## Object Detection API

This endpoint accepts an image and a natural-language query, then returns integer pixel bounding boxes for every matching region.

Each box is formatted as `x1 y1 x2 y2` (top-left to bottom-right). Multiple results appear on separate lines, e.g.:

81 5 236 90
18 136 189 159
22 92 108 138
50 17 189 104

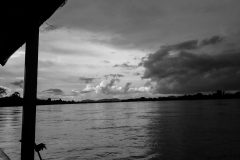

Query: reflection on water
0 107 22 160
146 100 240 160
1 99 240 160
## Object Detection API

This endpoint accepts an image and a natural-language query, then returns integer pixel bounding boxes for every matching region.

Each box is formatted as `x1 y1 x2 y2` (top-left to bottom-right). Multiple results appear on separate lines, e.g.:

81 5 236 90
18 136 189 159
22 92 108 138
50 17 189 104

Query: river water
1 99 240 160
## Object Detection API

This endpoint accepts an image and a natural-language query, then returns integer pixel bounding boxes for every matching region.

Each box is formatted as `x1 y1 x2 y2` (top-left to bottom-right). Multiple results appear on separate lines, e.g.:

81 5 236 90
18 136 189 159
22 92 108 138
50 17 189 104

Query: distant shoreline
1 90 240 107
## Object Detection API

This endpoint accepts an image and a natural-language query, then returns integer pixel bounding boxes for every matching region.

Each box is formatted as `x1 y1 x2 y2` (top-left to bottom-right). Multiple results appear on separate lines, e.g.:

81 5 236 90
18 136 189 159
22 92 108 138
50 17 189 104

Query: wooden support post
21 23 39 160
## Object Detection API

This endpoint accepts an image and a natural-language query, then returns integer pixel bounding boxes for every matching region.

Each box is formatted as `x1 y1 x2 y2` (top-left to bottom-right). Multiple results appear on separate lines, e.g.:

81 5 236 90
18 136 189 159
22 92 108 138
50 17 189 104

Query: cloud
113 62 138 70
0 86 12 97
46 45 99 56
38 60 56 68
40 23 61 32
80 84 96 94
79 76 96 84
80 78 152 95
142 35 240 94
127 81 154 93
40 29 106 57
103 60 110 64
104 74 124 79
95 78 120 94
128 86 152 93
200 35 224 46
133 72 141 76
42 89 64 96
71 90 80 96
50 0 240 51
162 35 224 51
0 86 7 97
10 80 24 88
123 82 132 93
165 40 199 50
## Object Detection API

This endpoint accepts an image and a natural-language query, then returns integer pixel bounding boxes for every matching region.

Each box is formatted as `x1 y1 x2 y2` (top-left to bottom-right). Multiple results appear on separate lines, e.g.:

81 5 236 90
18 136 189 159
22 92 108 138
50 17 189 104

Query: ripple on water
1 100 240 160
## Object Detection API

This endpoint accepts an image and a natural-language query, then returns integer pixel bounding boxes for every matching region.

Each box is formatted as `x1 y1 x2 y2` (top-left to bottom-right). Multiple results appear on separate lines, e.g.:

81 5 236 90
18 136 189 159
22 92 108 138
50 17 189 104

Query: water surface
1 99 240 160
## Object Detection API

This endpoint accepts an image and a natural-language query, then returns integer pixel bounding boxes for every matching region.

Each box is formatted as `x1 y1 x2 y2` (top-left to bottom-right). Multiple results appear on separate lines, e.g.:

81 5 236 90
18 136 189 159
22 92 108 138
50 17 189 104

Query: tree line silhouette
0 90 240 107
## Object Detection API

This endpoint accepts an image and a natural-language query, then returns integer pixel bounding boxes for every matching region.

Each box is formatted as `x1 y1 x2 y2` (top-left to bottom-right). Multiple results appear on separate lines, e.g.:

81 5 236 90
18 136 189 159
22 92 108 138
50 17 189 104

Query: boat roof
0 0 66 66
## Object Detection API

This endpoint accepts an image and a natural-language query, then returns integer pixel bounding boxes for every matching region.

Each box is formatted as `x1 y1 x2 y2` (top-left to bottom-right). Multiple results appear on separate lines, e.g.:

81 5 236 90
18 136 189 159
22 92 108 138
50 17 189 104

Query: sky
1 0 240 100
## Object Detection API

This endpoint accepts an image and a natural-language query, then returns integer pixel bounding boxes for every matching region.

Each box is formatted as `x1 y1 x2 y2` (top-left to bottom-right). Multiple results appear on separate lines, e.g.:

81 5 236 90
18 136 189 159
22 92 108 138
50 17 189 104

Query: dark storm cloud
200 35 224 46
79 77 96 84
11 80 24 88
166 40 199 50
50 0 240 50
113 62 138 70
53 0 164 32
163 35 224 51
42 89 64 96
142 36 240 94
